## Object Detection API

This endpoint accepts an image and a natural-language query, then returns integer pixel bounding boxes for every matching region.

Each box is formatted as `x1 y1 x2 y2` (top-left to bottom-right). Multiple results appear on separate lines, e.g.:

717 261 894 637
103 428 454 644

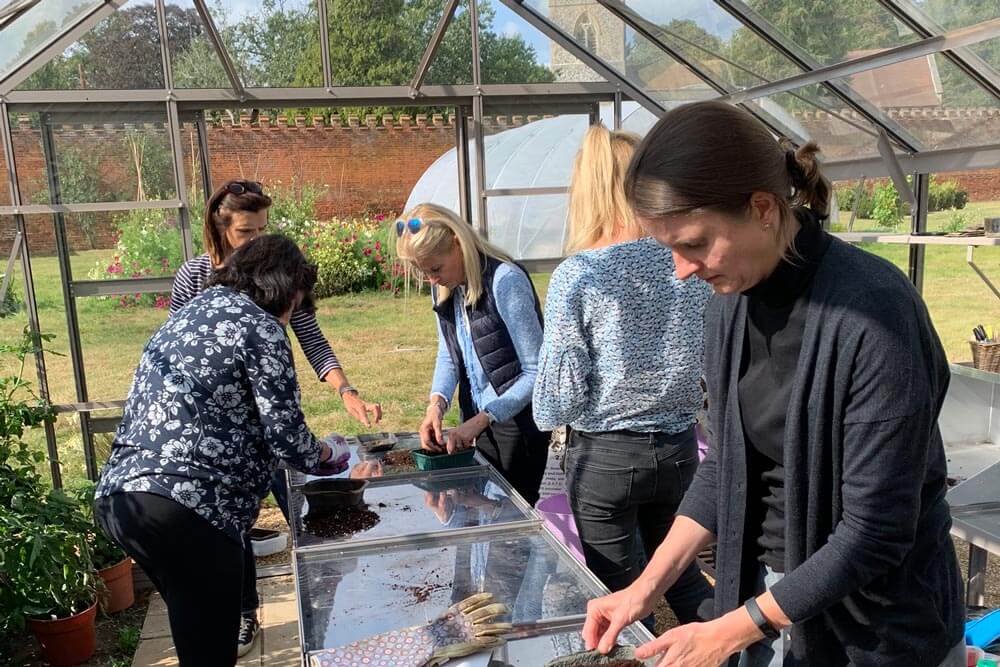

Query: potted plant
75 481 135 613
0 329 100 666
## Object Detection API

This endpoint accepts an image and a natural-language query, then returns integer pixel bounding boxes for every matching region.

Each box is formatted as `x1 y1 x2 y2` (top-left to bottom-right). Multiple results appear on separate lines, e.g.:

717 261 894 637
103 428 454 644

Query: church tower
548 1 625 82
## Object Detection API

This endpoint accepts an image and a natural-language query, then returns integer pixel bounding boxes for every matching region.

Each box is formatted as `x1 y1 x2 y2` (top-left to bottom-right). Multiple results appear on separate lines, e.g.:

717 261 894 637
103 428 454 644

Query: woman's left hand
446 413 489 453
634 618 753 667
342 391 382 427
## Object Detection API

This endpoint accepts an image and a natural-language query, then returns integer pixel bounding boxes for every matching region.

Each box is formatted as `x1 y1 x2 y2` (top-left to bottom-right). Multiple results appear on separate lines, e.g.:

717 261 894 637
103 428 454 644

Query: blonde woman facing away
396 203 548 506
533 126 713 626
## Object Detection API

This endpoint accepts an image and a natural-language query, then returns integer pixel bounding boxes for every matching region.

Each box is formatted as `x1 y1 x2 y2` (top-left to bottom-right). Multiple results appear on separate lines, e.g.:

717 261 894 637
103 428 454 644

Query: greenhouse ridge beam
0 0 126 95
722 18 1000 106
500 0 665 118
876 0 1000 102
410 0 461 97
191 0 245 100
712 0 922 153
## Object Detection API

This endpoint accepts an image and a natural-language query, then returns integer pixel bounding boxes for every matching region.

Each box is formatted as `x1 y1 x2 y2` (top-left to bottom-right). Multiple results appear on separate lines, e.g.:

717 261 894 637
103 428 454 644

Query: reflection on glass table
295 528 612 655
288 466 533 549
286 431 475 487
489 625 655 666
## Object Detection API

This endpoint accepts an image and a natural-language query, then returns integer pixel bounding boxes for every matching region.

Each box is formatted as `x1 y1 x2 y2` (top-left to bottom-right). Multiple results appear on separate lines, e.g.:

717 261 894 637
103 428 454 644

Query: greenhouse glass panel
524 0 718 101
14 0 165 91
744 88 882 160
32 110 177 204
741 0 920 66
828 49 1000 151
288 465 534 549
4 110 49 205
165 0 232 89
0 0 103 81
294 528 621 655
200 0 321 87
913 0 1000 33
480 0 600 84
620 0 803 88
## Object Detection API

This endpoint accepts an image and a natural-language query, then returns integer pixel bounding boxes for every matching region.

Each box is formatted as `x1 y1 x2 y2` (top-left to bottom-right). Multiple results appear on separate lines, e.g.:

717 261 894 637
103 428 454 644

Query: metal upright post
2 103 61 486
195 111 213 199
909 172 930 293
39 113 97 481
470 0 488 238
455 105 473 224
613 91 622 130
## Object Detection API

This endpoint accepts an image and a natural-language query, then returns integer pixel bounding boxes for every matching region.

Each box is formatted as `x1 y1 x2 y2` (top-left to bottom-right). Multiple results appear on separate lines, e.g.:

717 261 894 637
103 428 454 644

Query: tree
18 4 204 91
625 19 725 88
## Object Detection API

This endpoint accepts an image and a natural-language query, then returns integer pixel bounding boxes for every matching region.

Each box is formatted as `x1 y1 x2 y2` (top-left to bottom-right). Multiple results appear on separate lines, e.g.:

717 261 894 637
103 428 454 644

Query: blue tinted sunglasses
396 217 423 237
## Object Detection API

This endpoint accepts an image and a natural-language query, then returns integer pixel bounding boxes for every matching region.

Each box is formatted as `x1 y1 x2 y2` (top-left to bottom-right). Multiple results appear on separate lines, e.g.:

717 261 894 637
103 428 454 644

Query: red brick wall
1 113 457 255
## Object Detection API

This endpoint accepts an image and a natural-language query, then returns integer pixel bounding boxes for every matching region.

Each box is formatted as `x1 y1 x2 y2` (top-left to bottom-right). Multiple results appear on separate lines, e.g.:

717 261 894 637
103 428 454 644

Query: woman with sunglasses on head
582 101 964 666
395 203 549 506
533 125 713 627
170 179 381 655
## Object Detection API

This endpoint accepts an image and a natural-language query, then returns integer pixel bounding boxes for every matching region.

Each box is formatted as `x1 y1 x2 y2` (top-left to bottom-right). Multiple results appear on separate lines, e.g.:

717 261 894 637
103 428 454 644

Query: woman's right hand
419 402 446 452
583 580 660 654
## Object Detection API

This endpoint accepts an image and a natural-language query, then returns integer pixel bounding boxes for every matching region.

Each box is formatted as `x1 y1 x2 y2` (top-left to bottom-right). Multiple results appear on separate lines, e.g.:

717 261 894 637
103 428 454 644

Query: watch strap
744 597 779 641
338 384 358 397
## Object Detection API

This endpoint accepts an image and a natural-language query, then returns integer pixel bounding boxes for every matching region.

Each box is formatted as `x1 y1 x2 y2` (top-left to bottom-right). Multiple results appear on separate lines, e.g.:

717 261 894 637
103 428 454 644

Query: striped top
170 254 340 379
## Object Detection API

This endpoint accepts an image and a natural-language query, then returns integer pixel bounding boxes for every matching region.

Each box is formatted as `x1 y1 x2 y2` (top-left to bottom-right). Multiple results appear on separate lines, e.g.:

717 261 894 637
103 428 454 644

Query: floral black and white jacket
96 286 323 542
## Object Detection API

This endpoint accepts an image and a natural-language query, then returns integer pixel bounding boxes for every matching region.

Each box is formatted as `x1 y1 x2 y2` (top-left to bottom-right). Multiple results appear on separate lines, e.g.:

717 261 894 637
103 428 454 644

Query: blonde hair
565 125 642 254
395 203 514 307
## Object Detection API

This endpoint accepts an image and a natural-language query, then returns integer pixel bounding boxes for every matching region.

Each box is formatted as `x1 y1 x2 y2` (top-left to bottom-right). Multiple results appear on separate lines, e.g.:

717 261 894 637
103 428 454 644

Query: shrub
301 218 389 298
89 209 184 308
928 178 969 211
943 211 970 234
0 277 20 319
835 183 874 219
871 182 904 230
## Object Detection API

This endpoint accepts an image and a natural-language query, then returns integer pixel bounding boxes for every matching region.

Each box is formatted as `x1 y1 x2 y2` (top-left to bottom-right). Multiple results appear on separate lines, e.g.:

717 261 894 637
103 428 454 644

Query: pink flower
375 241 382 251
363 248 372 257
374 253 382 263
376 213 386 222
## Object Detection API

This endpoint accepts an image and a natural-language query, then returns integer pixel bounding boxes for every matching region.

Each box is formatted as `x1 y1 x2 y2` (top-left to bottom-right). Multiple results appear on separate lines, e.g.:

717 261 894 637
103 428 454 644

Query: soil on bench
304 504 380 539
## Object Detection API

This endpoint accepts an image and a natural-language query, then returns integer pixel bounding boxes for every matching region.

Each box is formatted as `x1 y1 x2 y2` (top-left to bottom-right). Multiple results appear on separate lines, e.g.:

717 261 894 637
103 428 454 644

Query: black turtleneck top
738 209 831 573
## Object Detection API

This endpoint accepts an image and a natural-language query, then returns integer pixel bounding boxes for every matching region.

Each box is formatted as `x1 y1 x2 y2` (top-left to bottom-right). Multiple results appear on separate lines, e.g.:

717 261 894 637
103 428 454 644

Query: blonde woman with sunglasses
395 203 548 506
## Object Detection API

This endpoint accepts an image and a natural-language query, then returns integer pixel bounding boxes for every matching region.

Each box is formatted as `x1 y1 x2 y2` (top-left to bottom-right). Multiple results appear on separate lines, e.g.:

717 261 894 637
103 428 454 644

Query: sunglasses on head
396 217 423 237
225 181 263 196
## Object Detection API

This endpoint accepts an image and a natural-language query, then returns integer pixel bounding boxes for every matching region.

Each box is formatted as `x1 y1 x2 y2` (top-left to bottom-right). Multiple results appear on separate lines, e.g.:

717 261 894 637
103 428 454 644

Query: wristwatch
338 384 358 397
744 597 780 641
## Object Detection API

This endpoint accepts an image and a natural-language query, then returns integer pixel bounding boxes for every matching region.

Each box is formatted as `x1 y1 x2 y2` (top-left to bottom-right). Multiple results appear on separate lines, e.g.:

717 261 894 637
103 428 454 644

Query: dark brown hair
625 101 831 245
206 234 316 318
204 179 273 265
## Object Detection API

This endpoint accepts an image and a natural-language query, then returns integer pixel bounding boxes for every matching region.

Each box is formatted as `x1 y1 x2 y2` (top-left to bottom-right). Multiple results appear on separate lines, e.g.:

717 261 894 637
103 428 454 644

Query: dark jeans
475 405 549 507
96 492 242 667
240 468 291 618
565 426 713 624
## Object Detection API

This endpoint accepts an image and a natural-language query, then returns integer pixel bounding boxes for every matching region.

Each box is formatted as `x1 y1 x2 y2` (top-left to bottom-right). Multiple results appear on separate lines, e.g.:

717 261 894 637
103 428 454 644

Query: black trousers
96 492 243 667
476 405 549 507
565 426 713 624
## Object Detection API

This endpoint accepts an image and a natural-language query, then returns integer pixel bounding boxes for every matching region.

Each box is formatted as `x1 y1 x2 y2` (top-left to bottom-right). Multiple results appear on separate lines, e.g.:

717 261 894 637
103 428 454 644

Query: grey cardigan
679 236 964 665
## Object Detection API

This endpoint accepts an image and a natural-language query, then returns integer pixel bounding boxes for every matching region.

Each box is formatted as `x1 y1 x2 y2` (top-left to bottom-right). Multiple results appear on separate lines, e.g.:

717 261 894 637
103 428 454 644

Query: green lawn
2 234 997 486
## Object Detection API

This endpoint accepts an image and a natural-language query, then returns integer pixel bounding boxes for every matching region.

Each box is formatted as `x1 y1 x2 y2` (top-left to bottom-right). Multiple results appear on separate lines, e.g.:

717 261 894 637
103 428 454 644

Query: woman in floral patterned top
96 235 347 667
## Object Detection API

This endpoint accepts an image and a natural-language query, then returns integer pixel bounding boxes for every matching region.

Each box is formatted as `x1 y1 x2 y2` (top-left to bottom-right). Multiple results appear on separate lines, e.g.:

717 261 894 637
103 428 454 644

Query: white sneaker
237 615 260 657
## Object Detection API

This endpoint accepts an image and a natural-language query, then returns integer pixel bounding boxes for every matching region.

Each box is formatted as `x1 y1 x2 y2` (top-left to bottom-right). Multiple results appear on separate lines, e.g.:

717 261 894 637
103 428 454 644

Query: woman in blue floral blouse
96 235 347 667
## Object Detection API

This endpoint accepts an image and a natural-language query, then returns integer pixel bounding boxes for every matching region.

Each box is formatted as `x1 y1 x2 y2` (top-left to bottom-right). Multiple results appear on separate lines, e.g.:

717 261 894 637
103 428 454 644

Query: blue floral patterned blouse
533 238 712 434
96 286 324 542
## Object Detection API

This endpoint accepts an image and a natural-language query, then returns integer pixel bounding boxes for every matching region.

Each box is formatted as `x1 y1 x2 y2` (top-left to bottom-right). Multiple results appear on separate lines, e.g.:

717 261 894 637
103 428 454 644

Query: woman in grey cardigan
583 100 965 666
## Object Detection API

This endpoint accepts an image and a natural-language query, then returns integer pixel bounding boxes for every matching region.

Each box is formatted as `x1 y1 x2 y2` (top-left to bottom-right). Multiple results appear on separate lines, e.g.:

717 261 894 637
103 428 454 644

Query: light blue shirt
430 263 543 424
533 237 711 434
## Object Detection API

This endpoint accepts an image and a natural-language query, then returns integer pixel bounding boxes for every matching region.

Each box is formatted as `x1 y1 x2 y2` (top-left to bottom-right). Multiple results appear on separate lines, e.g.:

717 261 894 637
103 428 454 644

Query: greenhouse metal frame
3 0 1000 485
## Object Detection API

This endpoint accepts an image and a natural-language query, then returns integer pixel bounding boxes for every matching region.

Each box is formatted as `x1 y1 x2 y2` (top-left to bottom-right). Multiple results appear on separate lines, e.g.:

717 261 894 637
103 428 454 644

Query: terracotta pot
27 601 97 667
98 557 135 613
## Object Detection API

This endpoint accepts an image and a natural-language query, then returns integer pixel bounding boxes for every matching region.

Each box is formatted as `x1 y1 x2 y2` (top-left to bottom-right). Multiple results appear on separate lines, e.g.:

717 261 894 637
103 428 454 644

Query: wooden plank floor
132 575 300 667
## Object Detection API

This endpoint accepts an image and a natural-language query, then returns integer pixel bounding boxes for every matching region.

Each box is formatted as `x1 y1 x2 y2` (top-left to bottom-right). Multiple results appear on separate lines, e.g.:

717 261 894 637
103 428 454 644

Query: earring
763 223 772 230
